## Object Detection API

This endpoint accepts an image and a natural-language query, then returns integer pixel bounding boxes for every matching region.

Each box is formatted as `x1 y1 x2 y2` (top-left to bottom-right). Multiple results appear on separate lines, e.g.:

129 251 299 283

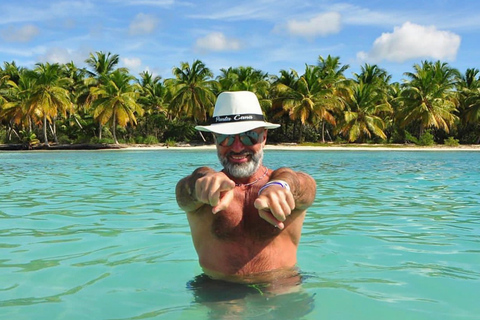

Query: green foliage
57 133 73 144
303 125 321 142
165 138 176 147
404 131 416 143
1 53 479 146
20 130 40 149
406 131 435 146
163 119 196 142
418 131 435 146
444 136 460 146
143 135 159 145
90 137 114 144
0 129 6 144
126 137 136 144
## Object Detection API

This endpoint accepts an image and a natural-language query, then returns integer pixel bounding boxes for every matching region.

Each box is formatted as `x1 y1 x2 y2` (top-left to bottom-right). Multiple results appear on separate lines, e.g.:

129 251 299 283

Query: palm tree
0 69 36 139
317 55 350 142
85 51 125 80
88 70 144 144
456 68 480 143
385 81 404 142
85 51 126 139
399 61 459 138
0 68 10 108
0 72 13 140
337 63 394 142
216 67 239 92
62 61 90 135
317 55 349 81
338 81 392 142
354 64 391 87
136 71 167 138
271 64 344 142
137 71 166 112
166 59 218 123
0 62 25 137
268 69 299 140
1 61 23 84
27 62 73 146
217 66 270 95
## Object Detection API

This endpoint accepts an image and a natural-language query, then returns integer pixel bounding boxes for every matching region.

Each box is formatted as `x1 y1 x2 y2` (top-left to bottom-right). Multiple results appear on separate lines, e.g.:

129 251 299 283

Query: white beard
218 149 264 178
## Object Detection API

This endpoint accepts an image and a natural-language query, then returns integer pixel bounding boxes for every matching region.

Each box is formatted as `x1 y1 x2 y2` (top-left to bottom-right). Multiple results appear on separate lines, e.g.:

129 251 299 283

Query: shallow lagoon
0 149 479 319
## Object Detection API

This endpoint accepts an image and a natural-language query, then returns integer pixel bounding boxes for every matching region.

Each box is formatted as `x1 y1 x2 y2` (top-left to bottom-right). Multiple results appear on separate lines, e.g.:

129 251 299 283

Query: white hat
195 91 280 135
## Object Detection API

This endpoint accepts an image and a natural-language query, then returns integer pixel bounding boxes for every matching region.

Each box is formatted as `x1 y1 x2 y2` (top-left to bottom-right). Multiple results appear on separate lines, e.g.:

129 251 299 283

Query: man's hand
254 186 295 230
194 172 235 214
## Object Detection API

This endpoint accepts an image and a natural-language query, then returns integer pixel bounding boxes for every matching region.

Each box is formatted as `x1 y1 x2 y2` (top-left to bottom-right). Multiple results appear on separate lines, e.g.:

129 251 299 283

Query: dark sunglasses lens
239 131 259 146
216 134 234 146
216 131 260 147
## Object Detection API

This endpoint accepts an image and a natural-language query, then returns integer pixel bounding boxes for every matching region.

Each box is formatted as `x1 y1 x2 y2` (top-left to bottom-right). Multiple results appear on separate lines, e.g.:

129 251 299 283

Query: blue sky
0 0 478 82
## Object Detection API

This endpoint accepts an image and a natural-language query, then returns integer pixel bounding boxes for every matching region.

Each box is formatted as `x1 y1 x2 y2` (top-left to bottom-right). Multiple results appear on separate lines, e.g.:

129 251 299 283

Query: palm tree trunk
49 118 58 143
326 128 333 142
321 121 326 143
98 123 103 140
43 115 50 147
198 131 206 142
7 123 18 141
194 120 206 142
419 124 425 138
113 113 118 144
73 116 83 129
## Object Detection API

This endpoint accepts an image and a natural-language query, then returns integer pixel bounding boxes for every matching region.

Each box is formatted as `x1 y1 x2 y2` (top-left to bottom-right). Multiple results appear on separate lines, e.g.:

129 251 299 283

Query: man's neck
228 165 268 187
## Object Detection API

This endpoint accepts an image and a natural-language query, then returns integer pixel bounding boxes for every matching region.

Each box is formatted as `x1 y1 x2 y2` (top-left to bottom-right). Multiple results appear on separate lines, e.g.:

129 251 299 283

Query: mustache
226 150 253 158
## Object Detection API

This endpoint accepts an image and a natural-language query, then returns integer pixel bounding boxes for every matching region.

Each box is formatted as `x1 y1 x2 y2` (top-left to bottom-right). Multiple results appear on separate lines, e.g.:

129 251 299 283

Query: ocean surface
0 149 479 320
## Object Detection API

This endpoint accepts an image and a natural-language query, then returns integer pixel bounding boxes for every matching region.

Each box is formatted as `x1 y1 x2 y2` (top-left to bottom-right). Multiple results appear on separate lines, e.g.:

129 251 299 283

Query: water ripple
1 150 480 319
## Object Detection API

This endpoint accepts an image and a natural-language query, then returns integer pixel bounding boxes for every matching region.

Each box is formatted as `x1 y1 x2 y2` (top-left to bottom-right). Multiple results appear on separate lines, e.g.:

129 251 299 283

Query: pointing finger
212 189 234 214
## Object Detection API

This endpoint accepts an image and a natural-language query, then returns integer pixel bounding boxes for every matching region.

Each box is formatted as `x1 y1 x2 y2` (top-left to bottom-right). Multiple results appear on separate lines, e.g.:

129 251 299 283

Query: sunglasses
215 130 262 147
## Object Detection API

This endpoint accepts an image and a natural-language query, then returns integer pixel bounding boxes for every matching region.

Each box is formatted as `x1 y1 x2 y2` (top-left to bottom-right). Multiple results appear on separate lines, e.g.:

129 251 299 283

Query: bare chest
210 189 280 241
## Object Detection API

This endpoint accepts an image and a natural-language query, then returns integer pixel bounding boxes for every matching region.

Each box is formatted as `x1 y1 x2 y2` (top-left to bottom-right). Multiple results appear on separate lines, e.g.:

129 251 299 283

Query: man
176 91 316 284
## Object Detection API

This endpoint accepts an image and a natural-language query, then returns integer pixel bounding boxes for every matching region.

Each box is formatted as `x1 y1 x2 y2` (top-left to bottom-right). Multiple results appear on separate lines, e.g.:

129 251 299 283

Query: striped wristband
258 180 290 195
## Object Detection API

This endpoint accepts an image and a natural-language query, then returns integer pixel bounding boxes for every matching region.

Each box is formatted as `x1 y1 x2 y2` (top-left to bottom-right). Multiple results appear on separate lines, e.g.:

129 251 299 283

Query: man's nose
230 135 245 151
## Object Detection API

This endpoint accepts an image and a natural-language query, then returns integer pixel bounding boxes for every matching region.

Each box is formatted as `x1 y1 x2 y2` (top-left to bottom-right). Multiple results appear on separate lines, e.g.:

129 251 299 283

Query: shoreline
1 143 480 152
131 144 480 151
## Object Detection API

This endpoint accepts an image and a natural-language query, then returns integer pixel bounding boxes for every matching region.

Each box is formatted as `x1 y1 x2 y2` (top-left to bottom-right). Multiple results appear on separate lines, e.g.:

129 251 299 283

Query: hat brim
195 121 280 135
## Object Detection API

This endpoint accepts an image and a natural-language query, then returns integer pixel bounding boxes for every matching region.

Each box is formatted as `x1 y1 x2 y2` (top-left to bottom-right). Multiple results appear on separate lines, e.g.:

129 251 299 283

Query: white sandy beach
2 143 479 151
122 143 480 151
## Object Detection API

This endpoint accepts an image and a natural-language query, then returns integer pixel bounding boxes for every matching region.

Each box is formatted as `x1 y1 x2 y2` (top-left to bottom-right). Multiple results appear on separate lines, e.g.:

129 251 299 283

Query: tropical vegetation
1 52 479 148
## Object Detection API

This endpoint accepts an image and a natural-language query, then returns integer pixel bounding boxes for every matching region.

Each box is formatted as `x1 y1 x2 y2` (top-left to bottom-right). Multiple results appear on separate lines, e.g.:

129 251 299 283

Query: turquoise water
1 149 479 320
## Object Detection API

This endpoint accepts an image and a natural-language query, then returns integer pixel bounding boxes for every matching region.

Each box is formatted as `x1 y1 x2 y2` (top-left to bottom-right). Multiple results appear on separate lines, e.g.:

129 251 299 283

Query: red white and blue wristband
258 180 290 195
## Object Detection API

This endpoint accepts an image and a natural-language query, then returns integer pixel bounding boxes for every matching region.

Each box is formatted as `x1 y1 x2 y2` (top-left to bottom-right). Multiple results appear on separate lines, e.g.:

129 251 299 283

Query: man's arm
175 166 235 213
269 167 316 210
254 167 316 229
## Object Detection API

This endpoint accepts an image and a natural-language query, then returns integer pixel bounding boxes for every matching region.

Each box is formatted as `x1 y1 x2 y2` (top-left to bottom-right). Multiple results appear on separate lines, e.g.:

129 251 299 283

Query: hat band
208 114 264 124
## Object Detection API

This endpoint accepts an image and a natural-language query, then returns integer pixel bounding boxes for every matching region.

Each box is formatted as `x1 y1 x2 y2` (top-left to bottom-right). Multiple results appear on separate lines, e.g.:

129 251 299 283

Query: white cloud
1 24 39 42
284 12 342 39
194 32 241 52
40 47 72 64
122 57 142 70
330 3 405 27
357 21 461 63
37 47 89 65
129 13 158 35
108 0 175 6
